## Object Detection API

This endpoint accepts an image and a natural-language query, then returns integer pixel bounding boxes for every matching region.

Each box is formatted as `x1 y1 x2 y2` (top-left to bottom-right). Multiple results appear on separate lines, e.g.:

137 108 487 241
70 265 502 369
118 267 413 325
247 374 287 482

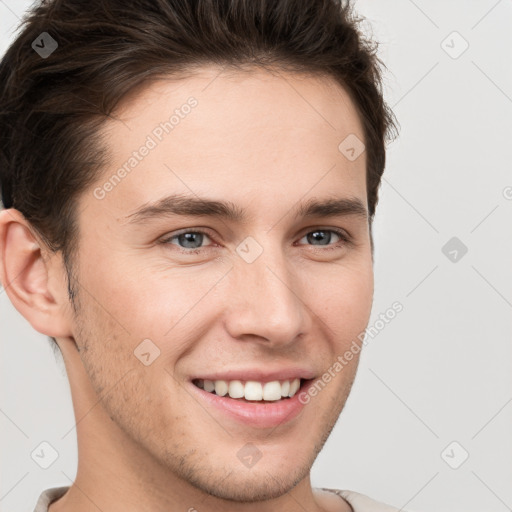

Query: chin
188 461 309 503
175 437 318 503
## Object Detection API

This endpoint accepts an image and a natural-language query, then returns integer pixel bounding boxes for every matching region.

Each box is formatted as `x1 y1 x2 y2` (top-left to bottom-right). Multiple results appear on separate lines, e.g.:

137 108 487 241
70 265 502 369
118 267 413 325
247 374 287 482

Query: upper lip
191 367 316 383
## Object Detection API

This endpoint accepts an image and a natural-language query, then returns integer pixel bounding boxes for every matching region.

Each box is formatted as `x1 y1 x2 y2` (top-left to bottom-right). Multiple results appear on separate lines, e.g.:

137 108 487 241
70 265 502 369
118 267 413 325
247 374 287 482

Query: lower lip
188 380 313 429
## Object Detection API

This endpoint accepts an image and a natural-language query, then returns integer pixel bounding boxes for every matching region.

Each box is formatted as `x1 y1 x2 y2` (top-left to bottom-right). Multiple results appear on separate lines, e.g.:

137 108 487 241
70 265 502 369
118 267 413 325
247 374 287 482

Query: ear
0 208 73 338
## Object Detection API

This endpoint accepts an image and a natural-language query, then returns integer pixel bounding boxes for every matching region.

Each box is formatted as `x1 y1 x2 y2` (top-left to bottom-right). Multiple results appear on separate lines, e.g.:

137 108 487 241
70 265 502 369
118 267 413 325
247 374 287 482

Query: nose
223 241 309 347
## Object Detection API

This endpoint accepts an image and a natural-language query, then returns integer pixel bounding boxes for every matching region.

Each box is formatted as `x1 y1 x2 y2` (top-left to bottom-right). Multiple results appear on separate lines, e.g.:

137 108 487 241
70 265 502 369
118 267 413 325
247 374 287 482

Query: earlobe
0 208 73 338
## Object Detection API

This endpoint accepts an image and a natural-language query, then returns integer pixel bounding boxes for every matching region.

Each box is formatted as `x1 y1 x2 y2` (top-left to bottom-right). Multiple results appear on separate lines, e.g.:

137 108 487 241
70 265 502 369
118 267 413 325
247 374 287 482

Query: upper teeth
196 378 301 401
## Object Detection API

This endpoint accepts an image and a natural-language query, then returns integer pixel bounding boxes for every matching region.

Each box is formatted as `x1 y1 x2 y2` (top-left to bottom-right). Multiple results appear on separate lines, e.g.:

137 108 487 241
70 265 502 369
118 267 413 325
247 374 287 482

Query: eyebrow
124 193 368 225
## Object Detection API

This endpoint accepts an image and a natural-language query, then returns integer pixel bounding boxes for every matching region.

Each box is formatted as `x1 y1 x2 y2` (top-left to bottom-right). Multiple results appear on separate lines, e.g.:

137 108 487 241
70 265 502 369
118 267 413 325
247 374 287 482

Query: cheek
308 261 374 333
81 241 373 349
81 251 218 335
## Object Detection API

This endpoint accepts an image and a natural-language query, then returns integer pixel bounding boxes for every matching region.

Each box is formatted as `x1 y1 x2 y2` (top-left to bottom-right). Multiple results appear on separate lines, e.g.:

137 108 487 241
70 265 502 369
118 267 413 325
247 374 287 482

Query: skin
0 66 374 512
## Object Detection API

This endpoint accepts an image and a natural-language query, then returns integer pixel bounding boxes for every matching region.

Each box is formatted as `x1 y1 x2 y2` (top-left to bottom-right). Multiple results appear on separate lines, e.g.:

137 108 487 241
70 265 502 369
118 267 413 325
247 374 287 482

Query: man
0 0 403 510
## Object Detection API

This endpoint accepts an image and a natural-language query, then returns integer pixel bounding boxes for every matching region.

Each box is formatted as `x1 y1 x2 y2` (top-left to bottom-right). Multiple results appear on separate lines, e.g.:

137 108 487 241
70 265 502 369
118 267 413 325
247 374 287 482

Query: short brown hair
0 0 398 298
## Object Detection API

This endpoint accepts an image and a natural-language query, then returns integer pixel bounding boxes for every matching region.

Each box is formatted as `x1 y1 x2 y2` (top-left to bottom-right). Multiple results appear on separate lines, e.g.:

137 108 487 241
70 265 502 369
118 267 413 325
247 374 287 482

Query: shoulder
320 487 418 512
32 486 69 512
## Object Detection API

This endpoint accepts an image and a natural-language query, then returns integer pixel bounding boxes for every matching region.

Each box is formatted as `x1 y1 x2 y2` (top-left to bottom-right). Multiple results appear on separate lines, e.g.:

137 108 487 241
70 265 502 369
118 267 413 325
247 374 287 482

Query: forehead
113 65 362 129
85 65 367 223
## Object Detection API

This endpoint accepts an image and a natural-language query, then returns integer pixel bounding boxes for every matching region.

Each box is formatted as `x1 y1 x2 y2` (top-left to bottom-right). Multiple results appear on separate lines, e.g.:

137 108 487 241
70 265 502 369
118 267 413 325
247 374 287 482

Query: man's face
68 66 373 501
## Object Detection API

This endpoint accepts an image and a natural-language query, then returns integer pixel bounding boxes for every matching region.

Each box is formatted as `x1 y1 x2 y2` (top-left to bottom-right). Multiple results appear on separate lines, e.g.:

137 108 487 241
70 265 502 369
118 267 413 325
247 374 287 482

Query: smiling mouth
192 378 306 402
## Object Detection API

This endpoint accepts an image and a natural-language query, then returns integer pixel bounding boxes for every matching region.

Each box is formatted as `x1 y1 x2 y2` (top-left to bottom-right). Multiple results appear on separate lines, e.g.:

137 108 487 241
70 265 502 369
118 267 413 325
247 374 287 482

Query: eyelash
160 227 351 254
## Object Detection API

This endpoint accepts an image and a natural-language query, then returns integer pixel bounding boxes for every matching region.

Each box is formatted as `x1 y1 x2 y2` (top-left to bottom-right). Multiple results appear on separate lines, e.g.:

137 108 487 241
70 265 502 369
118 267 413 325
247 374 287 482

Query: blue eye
164 230 213 250
298 229 348 247
160 227 350 253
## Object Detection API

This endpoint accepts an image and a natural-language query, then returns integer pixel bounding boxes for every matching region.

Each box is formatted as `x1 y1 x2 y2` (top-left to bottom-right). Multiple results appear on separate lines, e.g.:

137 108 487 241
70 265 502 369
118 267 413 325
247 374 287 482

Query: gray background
1 1 511 511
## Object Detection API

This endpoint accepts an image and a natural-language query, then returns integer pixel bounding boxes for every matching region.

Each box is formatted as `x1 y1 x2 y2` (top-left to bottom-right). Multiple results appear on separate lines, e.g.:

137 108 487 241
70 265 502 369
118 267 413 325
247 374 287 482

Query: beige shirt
32 486 411 511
